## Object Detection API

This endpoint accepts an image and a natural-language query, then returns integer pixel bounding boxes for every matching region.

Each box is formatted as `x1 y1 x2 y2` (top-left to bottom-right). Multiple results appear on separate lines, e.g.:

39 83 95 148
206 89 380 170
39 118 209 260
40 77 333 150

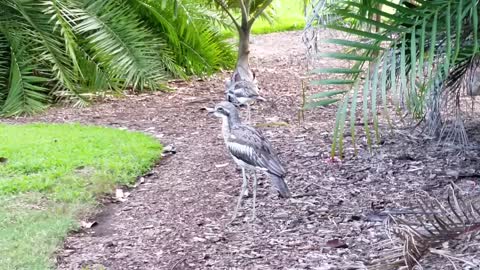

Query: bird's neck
221 118 230 142
221 114 241 141
227 114 241 128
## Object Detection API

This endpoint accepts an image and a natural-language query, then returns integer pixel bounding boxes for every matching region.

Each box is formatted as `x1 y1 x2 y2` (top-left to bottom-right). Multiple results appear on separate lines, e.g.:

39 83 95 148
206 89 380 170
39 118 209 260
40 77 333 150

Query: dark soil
3 31 480 270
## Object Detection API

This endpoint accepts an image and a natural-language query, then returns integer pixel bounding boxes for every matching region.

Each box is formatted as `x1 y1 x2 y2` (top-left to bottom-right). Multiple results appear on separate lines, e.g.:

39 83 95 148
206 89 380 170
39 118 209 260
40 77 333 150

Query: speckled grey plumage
224 77 265 123
227 125 286 181
225 67 262 105
225 80 265 105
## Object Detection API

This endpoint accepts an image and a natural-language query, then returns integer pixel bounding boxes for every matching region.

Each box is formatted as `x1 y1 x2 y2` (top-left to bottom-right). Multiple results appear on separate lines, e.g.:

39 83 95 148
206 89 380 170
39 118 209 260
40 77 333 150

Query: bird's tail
269 174 291 198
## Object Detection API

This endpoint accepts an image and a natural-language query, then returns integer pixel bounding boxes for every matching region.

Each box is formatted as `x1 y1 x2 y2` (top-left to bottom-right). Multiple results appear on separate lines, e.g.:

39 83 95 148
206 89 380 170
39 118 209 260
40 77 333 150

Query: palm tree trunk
235 24 254 81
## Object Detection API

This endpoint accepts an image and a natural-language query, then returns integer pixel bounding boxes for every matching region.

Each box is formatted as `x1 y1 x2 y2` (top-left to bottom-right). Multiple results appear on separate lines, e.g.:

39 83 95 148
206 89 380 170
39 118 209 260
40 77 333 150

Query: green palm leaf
0 31 8 102
1 31 49 116
76 0 172 90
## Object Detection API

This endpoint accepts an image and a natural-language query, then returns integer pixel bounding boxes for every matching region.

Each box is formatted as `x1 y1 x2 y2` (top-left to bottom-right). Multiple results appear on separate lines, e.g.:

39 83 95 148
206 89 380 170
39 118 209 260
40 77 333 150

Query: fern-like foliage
304 0 480 157
369 186 480 270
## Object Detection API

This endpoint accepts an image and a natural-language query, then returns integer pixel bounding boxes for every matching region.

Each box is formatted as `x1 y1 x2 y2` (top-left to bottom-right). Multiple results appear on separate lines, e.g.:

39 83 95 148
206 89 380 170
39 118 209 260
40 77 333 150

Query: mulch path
2 31 480 270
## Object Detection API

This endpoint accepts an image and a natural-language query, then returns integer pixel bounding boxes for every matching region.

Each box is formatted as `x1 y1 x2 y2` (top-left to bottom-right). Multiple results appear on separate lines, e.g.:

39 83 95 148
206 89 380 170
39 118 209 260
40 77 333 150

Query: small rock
304 152 320 158
273 212 289 219
192 237 206 242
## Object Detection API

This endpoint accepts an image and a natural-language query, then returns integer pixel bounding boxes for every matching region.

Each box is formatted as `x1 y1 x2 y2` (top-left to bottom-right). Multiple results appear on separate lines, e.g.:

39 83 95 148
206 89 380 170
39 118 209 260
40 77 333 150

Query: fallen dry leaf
133 177 145 188
115 188 127 202
80 220 97 229
326 239 349 249
214 163 229 168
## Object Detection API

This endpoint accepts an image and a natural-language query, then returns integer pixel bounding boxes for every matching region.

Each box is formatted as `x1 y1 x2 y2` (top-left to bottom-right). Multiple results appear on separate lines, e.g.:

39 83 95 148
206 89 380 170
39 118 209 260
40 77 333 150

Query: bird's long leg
236 165 249 197
243 173 250 197
252 171 258 221
246 103 251 123
229 167 249 224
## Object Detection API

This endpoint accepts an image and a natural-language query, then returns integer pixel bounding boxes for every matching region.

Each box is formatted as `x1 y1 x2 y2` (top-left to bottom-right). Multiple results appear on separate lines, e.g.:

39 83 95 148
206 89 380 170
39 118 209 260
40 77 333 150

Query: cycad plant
130 0 235 75
0 0 234 116
304 0 480 157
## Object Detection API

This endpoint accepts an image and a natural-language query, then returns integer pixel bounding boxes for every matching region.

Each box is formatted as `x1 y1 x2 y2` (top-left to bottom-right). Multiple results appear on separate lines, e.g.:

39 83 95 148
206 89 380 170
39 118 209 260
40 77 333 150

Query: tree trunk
235 25 254 81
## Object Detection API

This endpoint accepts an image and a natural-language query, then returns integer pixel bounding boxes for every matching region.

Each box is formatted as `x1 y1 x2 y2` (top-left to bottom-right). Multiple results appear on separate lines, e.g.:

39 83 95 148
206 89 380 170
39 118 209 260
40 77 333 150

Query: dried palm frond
369 185 480 270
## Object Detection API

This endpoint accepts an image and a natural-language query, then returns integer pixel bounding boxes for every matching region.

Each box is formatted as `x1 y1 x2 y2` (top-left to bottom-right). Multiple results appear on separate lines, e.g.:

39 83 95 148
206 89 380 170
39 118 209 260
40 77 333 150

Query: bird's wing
226 125 285 176
231 81 259 98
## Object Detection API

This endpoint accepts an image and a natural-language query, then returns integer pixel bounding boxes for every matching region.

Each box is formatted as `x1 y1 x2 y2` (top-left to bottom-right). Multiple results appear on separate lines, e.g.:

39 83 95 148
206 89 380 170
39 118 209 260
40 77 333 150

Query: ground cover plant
0 123 162 269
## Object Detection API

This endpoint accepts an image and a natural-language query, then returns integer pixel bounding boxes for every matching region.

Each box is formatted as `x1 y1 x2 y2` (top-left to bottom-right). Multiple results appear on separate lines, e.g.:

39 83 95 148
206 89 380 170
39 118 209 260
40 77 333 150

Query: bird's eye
217 107 224 112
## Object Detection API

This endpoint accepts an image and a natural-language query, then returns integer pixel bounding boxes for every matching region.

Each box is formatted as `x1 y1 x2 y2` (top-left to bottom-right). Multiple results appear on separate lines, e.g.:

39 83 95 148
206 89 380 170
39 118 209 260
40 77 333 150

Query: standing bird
225 78 265 123
211 101 290 222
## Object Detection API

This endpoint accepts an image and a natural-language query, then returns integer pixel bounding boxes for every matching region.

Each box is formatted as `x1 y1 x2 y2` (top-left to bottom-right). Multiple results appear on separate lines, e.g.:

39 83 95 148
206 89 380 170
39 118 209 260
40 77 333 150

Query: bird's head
212 101 237 118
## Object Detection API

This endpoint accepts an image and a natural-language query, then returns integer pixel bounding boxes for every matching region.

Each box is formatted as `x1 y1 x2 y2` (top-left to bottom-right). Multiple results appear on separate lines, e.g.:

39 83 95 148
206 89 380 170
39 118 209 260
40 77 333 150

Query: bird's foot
226 211 246 226
246 213 259 224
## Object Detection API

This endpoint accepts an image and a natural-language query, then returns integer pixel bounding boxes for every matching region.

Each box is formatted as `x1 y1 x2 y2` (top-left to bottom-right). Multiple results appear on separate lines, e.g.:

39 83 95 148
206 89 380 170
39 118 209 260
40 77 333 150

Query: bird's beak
205 107 215 114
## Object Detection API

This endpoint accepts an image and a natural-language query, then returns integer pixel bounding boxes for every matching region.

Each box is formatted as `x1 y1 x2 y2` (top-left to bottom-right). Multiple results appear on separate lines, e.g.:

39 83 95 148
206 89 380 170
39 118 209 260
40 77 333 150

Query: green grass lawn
222 0 305 38
252 0 305 34
0 123 162 269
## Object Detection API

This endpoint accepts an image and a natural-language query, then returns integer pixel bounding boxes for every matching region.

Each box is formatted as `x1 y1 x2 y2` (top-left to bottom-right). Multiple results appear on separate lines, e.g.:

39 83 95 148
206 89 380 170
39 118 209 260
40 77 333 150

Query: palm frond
369 185 480 270
76 0 173 90
0 31 9 103
0 30 50 116
0 0 234 115
305 0 480 157
11 0 77 92
43 0 113 106
126 0 235 75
